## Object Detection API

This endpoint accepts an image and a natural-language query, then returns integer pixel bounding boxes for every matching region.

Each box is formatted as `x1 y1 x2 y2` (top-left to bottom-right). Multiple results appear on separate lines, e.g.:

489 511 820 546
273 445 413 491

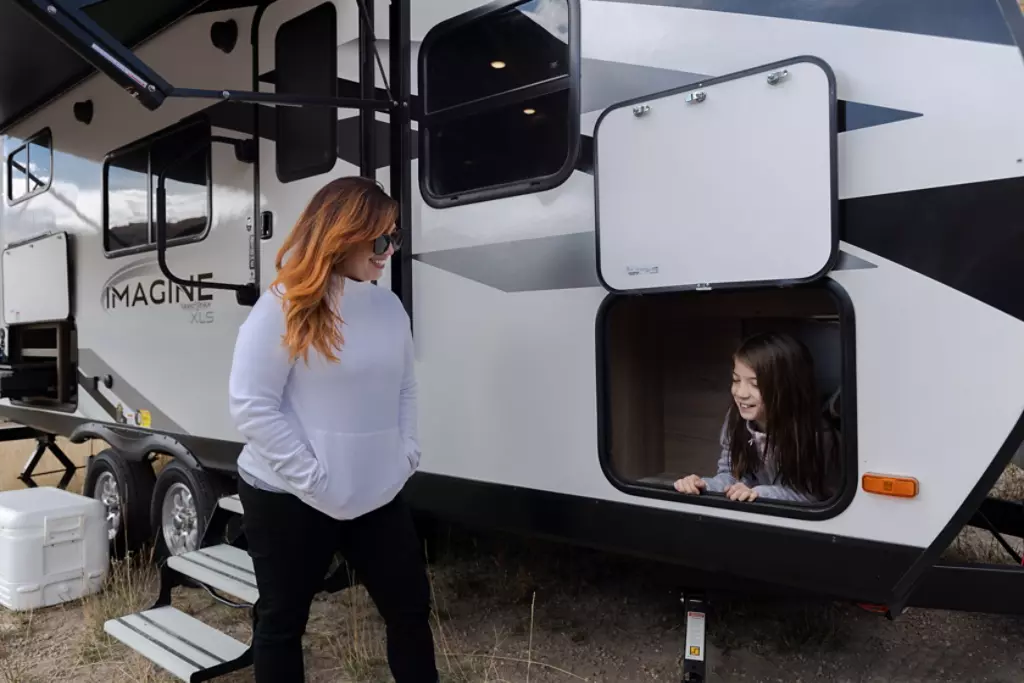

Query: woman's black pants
238 478 438 682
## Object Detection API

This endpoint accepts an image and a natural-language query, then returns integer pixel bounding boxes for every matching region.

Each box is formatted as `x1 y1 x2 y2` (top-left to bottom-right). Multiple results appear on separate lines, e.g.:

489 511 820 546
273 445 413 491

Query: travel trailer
3 0 1024 679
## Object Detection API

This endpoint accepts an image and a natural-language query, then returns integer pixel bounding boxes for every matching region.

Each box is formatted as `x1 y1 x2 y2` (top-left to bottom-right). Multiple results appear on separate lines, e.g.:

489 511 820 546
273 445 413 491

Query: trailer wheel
151 460 222 558
83 449 156 559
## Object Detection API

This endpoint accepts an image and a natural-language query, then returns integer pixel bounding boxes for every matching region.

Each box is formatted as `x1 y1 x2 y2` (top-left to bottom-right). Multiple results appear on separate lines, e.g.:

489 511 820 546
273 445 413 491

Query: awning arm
12 0 397 112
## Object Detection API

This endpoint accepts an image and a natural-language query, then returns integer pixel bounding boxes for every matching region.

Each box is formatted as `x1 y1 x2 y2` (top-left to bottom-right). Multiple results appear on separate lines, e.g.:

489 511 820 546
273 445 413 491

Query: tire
150 460 224 559
83 449 157 560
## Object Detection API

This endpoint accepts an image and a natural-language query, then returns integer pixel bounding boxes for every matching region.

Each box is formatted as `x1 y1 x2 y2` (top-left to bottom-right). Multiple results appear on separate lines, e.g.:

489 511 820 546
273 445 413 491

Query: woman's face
341 231 397 282
731 357 766 425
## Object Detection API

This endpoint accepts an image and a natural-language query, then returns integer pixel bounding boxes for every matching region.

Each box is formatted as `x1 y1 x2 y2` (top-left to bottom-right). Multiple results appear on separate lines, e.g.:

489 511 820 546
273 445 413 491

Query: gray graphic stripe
580 59 922 133
595 0 1015 45
415 233 874 293
77 349 184 433
417 233 601 292
582 58 707 113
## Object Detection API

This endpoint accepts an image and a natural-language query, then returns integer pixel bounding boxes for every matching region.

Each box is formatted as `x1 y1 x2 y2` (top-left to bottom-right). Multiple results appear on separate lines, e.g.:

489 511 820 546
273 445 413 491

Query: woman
228 176 437 682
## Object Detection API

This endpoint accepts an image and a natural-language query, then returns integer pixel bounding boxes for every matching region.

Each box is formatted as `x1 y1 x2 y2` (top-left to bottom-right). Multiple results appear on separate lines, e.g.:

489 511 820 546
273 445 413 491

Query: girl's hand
725 482 758 502
674 474 706 495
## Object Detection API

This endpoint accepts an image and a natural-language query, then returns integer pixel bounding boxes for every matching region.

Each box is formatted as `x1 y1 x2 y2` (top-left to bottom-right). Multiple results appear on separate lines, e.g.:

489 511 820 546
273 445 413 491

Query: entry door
593 57 838 293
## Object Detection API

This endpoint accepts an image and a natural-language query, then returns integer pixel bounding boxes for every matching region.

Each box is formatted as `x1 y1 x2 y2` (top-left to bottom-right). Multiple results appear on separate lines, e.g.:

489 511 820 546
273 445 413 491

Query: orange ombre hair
270 176 398 364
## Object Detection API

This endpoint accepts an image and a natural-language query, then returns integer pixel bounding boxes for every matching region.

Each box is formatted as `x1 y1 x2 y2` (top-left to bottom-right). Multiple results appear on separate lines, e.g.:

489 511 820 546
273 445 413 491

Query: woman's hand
674 474 706 495
725 482 758 502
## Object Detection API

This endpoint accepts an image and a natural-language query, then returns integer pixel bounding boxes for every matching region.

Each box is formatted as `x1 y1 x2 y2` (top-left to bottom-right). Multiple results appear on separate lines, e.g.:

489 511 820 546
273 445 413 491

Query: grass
0 609 38 683
1 439 592 681
77 548 160 666
2 436 1024 681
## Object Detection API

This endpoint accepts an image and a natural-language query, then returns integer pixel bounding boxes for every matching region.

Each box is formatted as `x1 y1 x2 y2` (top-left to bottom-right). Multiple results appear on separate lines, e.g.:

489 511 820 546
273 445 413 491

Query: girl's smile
731 358 765 425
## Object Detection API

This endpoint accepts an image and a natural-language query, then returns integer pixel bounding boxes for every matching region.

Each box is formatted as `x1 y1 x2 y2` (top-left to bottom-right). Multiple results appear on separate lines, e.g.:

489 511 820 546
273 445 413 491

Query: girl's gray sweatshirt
701 416 839 503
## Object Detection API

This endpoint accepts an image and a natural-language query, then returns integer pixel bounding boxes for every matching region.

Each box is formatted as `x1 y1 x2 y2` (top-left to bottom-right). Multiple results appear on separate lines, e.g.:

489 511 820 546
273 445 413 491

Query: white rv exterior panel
594 58 835 292
1 232 70 324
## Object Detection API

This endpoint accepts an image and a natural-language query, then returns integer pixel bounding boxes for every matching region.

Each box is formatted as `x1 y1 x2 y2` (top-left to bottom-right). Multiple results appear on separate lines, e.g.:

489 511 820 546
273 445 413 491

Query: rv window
274 2 338 184
106 146 150 251
598 285 857 521
103 118 211 255
418 0 580 207
6 129 53 204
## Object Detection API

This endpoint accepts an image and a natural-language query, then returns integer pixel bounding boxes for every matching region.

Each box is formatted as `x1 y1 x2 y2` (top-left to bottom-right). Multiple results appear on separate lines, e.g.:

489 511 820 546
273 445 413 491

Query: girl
228 177 437 682
673 331 840 503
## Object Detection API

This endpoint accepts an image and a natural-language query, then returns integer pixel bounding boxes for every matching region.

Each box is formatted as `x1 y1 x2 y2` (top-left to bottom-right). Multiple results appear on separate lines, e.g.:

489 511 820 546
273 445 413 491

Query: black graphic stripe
113 617 205 672
189 0 261 13
843 174 1024 322
134 612 227 665
76 369 118 421
180 554 259 590
596 0 1016 45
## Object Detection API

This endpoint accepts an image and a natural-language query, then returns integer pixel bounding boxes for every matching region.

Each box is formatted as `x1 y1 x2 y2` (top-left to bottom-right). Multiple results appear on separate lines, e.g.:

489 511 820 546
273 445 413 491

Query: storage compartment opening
599 285 854 515
0 321 78 410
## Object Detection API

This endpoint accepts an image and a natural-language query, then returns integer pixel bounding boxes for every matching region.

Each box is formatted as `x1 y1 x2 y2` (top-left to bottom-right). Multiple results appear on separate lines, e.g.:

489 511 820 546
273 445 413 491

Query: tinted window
103 118 211 254
28 133 51 194
418 0 579 206
105 146 150 251
7 147 27 202
160 147 209 243
6 130 52 203
275 2 338 183
425 0 570 113
427 89 571 196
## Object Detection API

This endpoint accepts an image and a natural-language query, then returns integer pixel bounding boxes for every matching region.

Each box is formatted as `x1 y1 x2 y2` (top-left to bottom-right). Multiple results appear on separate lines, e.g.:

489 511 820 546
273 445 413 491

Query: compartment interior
602 287 845 490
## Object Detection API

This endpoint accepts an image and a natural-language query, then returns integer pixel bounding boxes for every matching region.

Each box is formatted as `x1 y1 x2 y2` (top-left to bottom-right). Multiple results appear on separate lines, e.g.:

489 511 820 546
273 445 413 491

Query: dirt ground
1 438 1023 683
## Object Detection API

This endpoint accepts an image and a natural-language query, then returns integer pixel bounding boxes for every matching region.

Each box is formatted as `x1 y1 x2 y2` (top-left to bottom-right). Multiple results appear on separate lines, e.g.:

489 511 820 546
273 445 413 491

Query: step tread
104 605 248 681
218 494 243 514
167 544 259 604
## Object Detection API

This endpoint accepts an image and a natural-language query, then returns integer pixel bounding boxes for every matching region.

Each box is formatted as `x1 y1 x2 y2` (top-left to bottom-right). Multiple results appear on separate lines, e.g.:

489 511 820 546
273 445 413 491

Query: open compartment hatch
593 56 839 293
1 233 76 408
2 232 70 325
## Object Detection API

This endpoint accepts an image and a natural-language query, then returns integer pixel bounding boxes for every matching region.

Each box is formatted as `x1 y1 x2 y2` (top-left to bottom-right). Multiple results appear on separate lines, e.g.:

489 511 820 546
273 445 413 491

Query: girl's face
732 358 766 426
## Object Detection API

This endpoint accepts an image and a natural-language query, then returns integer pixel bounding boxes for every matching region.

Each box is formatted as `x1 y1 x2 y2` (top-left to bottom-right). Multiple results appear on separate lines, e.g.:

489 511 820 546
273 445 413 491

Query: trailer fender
70 422 201 469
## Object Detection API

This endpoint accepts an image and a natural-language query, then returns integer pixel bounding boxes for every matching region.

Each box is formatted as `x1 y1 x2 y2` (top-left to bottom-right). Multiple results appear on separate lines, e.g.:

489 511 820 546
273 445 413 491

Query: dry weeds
1 438 1023 681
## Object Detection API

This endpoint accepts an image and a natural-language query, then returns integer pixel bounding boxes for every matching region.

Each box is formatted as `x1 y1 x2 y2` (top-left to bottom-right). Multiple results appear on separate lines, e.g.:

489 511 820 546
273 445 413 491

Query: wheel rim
93 472 121 542
161 482 199 555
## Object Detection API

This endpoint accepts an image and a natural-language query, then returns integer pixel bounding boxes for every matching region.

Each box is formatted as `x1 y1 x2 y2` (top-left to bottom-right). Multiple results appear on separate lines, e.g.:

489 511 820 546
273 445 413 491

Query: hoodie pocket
302 427 411 518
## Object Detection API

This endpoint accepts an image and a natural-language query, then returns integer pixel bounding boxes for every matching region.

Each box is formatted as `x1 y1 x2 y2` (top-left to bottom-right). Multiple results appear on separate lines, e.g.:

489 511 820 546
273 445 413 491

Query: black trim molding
594 278 858 522
403 472 922 605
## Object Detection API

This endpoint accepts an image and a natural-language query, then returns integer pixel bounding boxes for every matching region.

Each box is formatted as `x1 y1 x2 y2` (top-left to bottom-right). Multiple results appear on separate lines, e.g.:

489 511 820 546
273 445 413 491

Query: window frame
417 0 582 208
101 116 213 258
273 1 340 185
6 128 54 206
594 279 859 522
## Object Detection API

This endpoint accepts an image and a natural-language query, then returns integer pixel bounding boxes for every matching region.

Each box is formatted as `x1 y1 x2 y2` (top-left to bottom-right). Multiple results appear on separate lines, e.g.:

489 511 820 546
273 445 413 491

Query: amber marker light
862 473 919 498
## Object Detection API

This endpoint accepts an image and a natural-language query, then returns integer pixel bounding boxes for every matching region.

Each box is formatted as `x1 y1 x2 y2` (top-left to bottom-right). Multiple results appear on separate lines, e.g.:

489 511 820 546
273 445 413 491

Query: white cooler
0 486 109 611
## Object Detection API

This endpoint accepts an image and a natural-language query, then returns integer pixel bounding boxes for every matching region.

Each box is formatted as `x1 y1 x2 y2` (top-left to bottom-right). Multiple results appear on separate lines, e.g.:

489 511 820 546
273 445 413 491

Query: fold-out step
218 494 243 515
104 605 250 682
167 544 259 605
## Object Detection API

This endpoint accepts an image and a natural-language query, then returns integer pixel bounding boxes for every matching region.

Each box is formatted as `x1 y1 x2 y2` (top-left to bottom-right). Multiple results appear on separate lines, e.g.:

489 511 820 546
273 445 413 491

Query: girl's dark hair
727 331 836 498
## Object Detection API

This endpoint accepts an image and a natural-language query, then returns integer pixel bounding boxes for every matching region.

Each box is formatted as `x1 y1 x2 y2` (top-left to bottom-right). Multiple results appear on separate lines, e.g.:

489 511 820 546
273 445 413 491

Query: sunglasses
372 231 404 255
